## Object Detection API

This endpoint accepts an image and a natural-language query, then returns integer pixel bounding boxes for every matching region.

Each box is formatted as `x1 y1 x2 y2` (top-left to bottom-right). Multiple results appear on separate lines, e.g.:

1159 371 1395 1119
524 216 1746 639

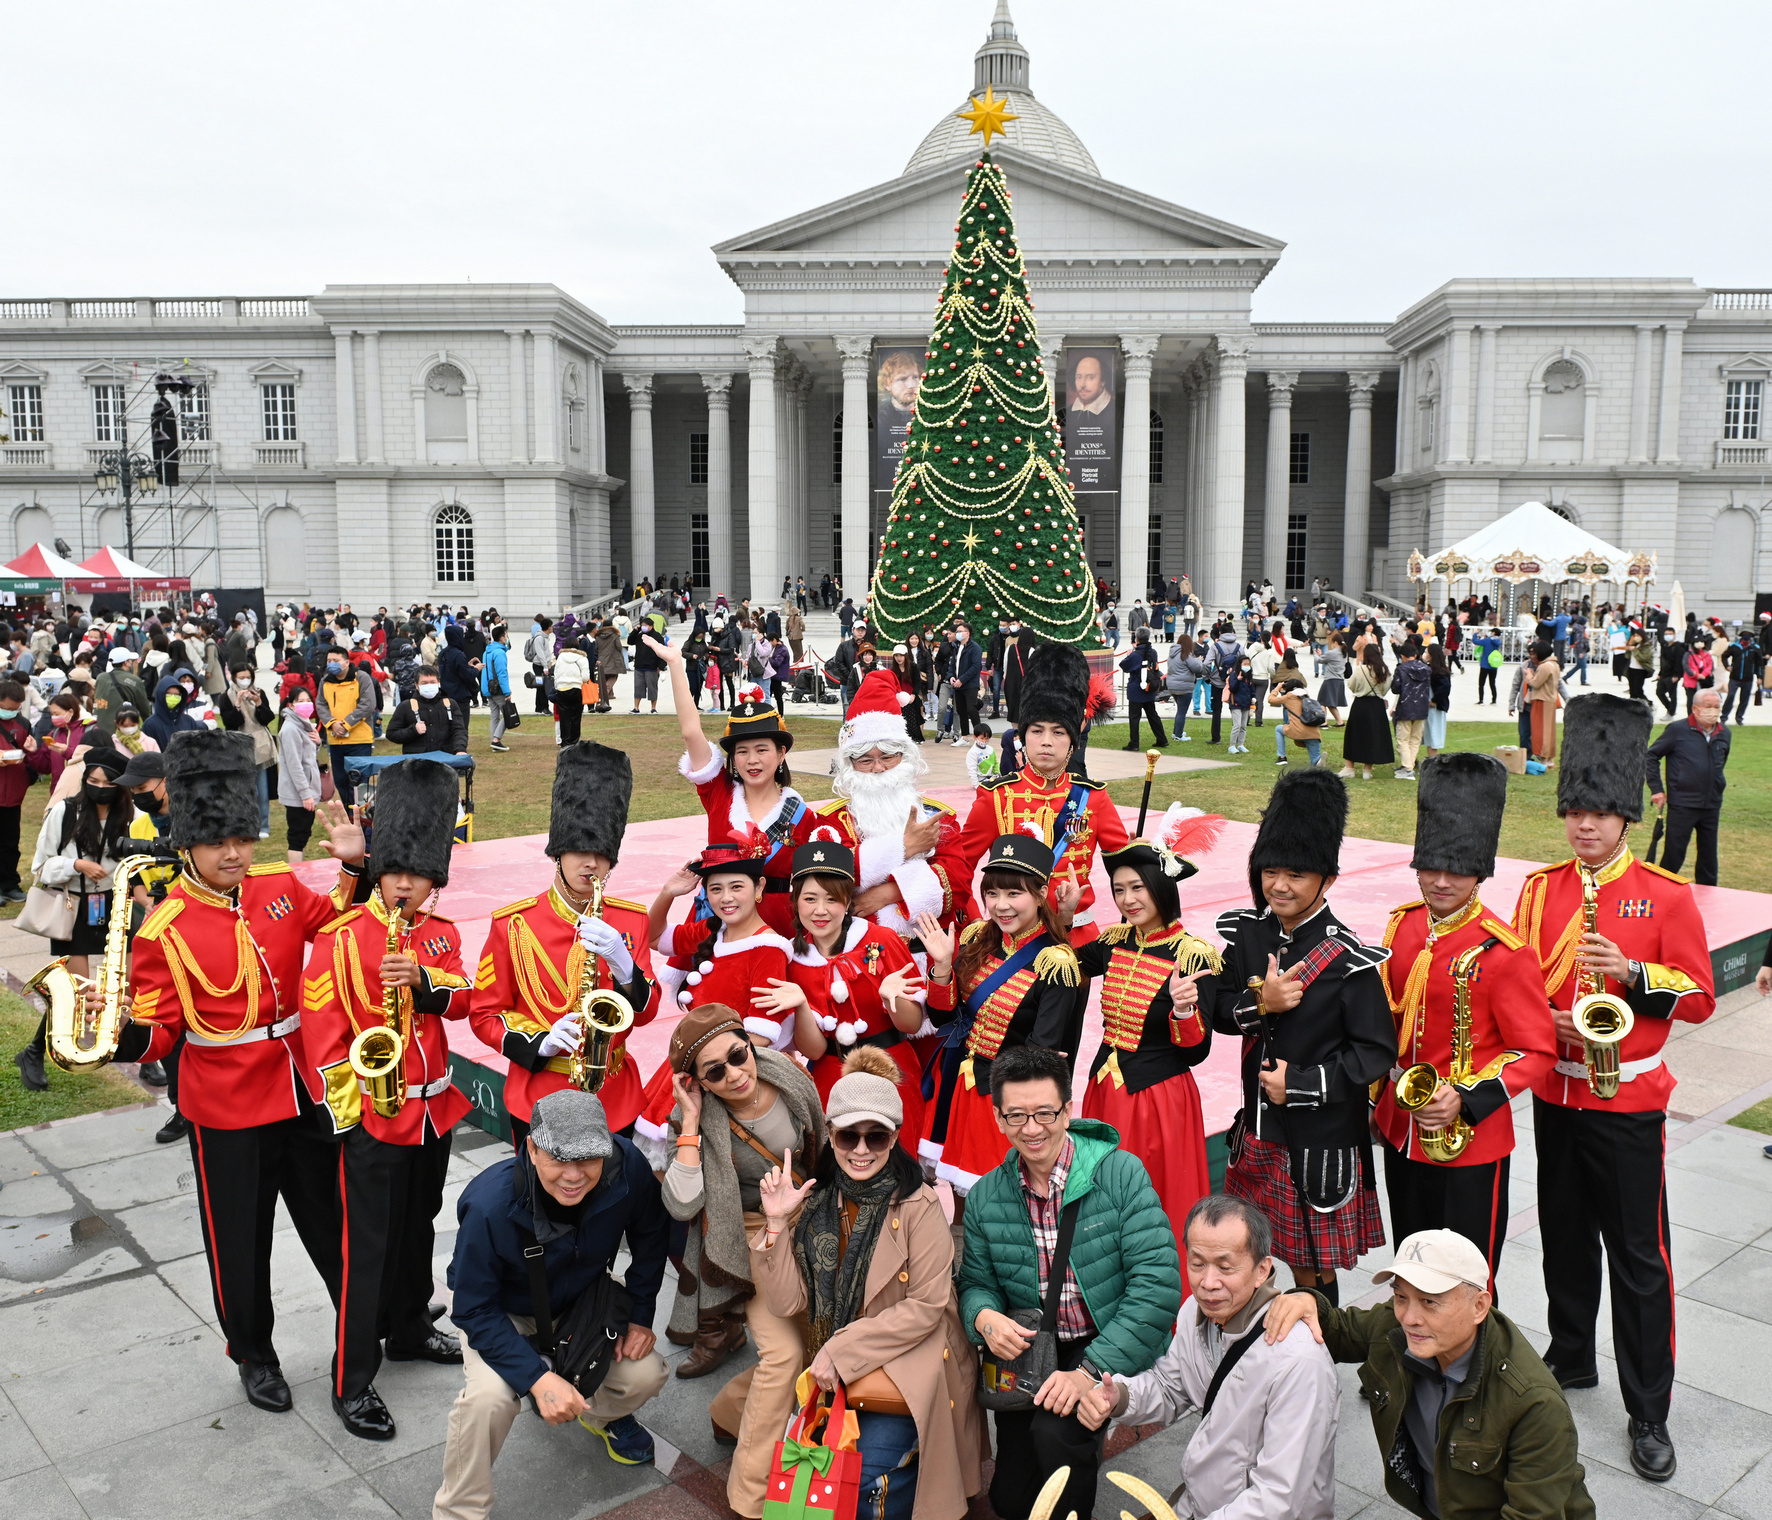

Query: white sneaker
1178 733 1192 741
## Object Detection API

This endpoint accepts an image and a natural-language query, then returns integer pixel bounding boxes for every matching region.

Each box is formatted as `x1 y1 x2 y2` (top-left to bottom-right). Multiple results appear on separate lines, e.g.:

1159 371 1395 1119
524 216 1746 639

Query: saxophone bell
350 896 409 1119
570 877 635 1094
39 853 160 1073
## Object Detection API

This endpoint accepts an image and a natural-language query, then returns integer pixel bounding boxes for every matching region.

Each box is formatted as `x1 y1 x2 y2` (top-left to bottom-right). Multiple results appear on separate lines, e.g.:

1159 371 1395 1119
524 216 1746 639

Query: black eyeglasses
831 1126 895 1154
697 1042 753 1085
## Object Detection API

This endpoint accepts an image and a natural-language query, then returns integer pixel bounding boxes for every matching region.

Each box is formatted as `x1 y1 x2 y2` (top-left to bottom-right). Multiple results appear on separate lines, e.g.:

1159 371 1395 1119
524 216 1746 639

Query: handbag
764 1378 863 1520
502 698 521 729
977 1195 1082 1410
17 883 78 939
844 1365 912 1418
518 1228 632 1402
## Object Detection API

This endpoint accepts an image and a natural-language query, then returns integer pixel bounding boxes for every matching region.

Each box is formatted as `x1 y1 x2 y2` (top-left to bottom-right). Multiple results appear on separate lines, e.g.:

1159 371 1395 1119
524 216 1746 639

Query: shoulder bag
977 1195 1082 1410
518 1228 632 1404
17 882 78 939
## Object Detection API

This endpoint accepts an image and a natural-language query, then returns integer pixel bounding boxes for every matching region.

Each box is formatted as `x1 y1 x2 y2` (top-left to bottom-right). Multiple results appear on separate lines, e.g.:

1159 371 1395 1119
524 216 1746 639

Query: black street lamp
89 402 157 557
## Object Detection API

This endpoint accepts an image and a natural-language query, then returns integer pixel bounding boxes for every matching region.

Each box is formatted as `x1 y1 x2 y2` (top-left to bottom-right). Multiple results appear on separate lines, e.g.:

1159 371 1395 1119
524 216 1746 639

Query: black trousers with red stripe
188 1105 342 1368
334 1122 453 1399
1382 1143 1511 1292
1533 1097 1675 1422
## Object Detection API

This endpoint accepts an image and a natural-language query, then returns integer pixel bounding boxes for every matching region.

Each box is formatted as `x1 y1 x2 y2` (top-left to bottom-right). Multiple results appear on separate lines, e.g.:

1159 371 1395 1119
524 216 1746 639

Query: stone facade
2 7 1769 618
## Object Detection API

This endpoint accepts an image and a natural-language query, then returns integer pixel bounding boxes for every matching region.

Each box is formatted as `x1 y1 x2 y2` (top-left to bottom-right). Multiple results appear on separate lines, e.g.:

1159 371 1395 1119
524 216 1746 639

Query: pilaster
836 335 872 600
333 331 358 464
623 372 656 583
744 335 781 602
703 372 735 599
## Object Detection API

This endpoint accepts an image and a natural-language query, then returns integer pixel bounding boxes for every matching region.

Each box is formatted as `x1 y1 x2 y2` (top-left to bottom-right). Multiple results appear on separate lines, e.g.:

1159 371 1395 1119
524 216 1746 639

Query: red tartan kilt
935 1076 1009 1191
1082 1069 1211 1254
1225 1131 1385 1271
808 1042 924 1158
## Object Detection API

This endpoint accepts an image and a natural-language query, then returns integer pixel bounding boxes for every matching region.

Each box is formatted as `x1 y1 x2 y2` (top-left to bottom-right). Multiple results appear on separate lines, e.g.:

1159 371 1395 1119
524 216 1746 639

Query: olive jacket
1309 1292 1594 1520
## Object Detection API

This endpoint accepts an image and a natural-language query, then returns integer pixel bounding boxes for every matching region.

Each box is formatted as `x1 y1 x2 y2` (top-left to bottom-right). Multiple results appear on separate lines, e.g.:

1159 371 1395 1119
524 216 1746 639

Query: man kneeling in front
1265 1229 1594 1520
1077 1194 1339 1519
435 1090 669 1520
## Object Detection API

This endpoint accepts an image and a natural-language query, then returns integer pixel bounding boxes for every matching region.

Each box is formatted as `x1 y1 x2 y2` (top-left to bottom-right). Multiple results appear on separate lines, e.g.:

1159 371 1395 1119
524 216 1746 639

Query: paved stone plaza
3 974 1772 1520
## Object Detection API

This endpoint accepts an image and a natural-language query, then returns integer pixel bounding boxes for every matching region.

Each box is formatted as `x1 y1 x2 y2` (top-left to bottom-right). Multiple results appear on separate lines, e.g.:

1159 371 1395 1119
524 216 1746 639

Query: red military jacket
1374 898 1557 1165
957 767 1129 939
807 796 974 940
1511 849 1715 1114
682 750 821 931
132 862 357 1129
468 885 657 1130
303 891 474 1144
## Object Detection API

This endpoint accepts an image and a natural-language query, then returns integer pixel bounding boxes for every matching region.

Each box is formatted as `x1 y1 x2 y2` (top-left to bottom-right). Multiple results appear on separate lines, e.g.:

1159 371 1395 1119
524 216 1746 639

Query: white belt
360 1073 453 1100
185 1011 300 1048
1553 1054 1662 1082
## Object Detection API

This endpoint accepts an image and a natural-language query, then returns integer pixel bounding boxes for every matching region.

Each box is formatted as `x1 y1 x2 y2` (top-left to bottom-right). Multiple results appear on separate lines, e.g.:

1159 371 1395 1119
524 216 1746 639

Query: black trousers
1209 680 1224 742
1383 1143 1510 1293
1126 700 1166 747
188 1106 342 1368
0 802 20 893
1533 1097 1675 1421
1656 676 1679 717
334 1123 453 1398
1476 666 1498 703
990 1337 1104 1520
954 681 979 735
1626 667 1650 703
1659 805 1720 886
1727 678 1752 722
556 690 584 745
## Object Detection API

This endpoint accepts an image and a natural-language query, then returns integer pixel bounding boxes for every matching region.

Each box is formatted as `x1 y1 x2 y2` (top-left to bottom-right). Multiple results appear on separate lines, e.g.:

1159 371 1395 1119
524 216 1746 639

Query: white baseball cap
1373 1229 1490 1295
107 646 135 666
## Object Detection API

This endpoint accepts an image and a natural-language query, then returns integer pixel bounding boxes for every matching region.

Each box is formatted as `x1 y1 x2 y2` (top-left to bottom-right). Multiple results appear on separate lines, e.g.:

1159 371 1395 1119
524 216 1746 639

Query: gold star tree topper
956 86 1018 149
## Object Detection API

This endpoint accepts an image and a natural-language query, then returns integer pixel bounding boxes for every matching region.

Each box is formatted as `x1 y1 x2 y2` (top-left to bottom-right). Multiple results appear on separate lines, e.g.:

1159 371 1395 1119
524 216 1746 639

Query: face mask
164 692 183 709
290 700 314 718
417 683 440 699
117 721 138 735
0 706 17 721
235 675 253 687
135 790 162 815
82 780 116 803
50 712 72 727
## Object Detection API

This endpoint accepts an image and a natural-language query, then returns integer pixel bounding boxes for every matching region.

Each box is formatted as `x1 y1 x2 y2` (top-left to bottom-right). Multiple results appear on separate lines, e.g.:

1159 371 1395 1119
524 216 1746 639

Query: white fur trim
680 748 724 786
712 929 795 958
890 859 944 923
743 1014 794 1050
856 830 906 891
654 959 689 1009
633 1130 674 1172
838 711 911 753
634 1114 670 1141
935 1158 984 1195
787 919 870 968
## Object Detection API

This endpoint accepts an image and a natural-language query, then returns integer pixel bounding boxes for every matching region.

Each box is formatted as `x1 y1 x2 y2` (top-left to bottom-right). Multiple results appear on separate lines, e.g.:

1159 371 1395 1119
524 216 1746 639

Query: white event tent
1410 500 1657 597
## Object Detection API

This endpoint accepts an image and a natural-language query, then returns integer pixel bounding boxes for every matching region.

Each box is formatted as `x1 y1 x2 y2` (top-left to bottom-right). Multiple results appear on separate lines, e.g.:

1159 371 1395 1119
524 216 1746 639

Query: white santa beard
845 767 925 847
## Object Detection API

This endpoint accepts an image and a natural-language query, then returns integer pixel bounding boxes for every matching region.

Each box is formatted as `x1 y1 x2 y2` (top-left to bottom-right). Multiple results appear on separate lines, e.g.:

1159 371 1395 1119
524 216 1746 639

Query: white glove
538 1014 583 1060
577 916 635 984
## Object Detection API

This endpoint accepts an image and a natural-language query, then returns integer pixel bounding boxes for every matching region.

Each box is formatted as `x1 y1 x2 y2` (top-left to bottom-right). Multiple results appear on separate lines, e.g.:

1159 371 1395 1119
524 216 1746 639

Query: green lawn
1729 1097 1772 1137
0 984 146 1132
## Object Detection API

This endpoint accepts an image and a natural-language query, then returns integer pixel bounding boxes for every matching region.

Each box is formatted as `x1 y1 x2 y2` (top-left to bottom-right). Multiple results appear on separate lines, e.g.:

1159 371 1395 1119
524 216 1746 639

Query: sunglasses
831 1126 895 1154
696 1041 753 1086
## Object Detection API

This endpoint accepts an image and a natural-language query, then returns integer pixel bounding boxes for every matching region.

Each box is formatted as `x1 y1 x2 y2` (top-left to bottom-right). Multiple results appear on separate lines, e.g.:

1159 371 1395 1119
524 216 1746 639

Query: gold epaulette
1073 776 1107 791
492 896 538 919
1034 944 1081 987
599 897 644 915
1382 902 1422 949
420 911 457 925
814 798 851 816
320 907 363 934
137 898 184 943
1638 861 1690 885
1099 922 1134 946
1174 934 1222 976
959 921 988 945
247 861 294 877
980 772 1018 791
1481 918 1527 951
920 796 956 817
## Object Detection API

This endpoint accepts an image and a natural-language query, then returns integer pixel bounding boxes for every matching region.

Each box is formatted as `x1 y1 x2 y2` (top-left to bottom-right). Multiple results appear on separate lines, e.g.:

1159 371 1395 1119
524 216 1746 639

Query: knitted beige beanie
824 1046 903 1130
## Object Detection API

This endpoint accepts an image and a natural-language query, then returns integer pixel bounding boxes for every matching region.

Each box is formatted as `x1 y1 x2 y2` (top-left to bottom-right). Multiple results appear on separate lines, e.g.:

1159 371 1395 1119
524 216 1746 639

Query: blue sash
1049 782 1093 874
946 932 1049 1049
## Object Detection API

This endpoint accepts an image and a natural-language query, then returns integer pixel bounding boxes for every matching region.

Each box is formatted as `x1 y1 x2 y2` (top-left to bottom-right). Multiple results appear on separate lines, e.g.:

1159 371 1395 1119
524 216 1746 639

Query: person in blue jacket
435 1091 670 1518
479 622 513 752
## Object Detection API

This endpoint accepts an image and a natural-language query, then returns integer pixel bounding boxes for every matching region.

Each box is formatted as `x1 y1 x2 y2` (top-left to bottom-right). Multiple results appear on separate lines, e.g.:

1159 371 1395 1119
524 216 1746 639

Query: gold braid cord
162 921 264 1043
509 916 587 1022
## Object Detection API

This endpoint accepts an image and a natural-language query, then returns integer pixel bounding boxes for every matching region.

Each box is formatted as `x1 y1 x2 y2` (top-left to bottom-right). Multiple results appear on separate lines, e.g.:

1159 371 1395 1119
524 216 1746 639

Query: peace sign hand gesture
758 1151 815 1229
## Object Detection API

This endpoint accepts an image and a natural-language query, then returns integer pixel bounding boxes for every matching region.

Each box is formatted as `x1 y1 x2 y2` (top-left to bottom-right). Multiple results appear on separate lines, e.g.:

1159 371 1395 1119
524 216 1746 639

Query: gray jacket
1165 649 1206 698
277 711 325 806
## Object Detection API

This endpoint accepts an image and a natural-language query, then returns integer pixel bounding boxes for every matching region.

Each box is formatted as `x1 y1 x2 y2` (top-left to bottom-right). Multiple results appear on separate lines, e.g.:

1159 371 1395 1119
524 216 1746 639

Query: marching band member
1071 806 1225 1266
467 742 655 1151
1373 754 1555 1288
123 730 364 1414
1212 770 1394 1305
1512 693 1715 1483
303 757 473 1440
919 833 1081 1198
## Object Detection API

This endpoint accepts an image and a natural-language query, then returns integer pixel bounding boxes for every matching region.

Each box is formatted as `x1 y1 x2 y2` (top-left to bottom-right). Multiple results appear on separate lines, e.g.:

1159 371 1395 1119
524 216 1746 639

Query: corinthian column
836 336 872 599
1262 371 1298 591
622 373 656 585
703 373 734 599
1208 335 1252 609
1342 372 1382 597
744 336 781 601
1118 336 1160 603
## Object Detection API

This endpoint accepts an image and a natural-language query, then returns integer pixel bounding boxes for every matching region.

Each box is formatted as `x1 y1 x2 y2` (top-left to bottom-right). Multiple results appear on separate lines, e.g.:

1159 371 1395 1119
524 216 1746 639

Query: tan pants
433 1314 668 1520
1395 717 1425 770
709 1212 808 1518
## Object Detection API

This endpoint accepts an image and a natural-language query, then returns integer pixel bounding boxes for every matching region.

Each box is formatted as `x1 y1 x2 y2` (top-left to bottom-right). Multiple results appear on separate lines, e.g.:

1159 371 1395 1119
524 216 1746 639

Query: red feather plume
1156 806 1228 861
1085 672 1116 722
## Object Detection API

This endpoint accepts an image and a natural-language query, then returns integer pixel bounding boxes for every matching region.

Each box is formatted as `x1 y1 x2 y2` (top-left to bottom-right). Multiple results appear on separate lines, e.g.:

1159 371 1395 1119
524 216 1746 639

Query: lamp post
90 401 157 560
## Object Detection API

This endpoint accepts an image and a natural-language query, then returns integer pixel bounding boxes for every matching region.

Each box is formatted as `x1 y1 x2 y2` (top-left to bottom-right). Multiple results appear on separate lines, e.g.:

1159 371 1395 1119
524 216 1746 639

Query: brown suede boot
675 1309 747 1379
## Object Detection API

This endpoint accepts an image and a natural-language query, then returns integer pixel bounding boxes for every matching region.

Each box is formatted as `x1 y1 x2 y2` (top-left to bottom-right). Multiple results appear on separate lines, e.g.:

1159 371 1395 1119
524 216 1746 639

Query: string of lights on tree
867 90 1099 646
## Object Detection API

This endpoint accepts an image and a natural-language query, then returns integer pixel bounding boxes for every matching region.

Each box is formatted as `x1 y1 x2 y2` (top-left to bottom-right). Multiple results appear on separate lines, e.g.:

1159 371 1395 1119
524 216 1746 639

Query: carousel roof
1418 500 1653 584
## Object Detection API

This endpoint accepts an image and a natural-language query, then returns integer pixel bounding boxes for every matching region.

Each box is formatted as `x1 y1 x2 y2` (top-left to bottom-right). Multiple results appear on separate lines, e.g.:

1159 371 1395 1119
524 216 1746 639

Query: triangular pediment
714 147 1284 265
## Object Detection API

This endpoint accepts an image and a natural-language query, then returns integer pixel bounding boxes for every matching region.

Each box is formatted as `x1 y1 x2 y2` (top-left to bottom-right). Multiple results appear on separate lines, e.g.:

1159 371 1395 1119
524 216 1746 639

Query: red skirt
935 1073 1010 1193
1082 1067 1211 1285
809 1040 925 1159
1226 1132 1385 1272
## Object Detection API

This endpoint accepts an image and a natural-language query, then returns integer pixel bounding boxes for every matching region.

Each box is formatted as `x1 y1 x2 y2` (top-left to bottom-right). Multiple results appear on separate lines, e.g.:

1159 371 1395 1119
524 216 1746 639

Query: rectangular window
1147 516 1161 584
8 385 43 442
261 383 297 441
178 383 210 442
1285 512 1308 592
1420 402 1435 452
1725 378 1763 441
1289 431 1310 485
691 511 710 586
566 405 579 451
832 518 842 574
93 383 126 442
832 411 843 485
689 432 709 486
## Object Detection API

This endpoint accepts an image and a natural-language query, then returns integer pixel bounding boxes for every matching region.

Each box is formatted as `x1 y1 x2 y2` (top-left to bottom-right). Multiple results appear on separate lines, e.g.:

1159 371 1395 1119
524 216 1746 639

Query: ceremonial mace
1134 749 1161 835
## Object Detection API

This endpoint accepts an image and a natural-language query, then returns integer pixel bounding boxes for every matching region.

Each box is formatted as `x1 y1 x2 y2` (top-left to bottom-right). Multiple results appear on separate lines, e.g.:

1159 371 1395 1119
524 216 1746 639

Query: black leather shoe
156 1111 192 1145
137 1061 168 1087
1628 1418 1676 1481
332 1385 396 1441
13 1046 48 1092
239 1360 293 1413
385 1328 462 1364
1544 1360 1599 1391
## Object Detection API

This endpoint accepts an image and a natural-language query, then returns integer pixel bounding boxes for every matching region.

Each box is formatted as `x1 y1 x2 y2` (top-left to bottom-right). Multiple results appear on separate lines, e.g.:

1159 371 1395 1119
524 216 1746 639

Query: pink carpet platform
298 787 1772 1145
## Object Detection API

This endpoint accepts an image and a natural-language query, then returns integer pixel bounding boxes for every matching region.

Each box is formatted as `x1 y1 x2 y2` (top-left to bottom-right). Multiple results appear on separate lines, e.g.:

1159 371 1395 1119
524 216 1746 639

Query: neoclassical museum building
3 3 1770 618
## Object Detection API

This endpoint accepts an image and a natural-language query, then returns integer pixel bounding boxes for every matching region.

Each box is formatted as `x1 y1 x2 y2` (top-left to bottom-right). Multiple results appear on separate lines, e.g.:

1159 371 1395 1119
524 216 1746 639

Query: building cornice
310 285 619 355
1386 278 1711 352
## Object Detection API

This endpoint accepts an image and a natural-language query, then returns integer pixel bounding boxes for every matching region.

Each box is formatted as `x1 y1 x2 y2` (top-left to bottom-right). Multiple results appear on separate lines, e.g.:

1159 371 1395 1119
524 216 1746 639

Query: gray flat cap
528 1090 613 1163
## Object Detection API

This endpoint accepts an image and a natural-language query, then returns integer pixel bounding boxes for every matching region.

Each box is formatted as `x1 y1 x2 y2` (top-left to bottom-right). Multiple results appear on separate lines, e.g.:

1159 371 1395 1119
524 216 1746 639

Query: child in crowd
966 721 998 788
1227 655 1257 754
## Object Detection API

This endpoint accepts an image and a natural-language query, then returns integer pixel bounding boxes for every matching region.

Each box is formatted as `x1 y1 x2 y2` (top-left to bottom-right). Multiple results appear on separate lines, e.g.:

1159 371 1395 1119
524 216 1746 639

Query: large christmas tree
867 133 1097 645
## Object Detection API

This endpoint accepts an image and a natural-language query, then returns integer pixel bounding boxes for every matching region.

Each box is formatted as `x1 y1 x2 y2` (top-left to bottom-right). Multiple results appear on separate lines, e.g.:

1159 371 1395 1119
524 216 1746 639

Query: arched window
1540 361 1585 440
434 503 475 584
14 506 53 556
264 506 306 596
1710 507 1756 597
1149 410 1163 485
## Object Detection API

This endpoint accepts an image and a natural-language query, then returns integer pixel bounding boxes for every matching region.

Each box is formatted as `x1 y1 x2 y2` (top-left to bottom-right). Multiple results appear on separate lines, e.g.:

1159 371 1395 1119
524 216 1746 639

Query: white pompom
819 1015 837 1032
830 973 849 1004
677 990 693 1006
835 1022 858 1047
686 970 702 986
698 961 714 975
852 1019 869 1036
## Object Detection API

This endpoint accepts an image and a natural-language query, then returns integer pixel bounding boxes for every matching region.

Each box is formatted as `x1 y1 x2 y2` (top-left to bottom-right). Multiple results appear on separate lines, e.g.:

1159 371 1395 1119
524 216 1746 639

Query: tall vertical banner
1062 346 1119 492
874 346 925 491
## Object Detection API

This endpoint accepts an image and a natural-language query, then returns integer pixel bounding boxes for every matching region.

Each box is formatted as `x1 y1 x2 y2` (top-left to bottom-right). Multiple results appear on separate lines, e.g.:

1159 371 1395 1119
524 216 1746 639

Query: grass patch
0 984 144 1132
1728 1097 1772 1137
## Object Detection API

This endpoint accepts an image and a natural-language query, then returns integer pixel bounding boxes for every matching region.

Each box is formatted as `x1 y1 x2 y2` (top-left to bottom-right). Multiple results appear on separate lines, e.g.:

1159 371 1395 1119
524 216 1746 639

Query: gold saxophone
1571 868 1634 1099
28 854 161 1073
348 897 409 1119
569 877 634 1093
1396 943 1482 1164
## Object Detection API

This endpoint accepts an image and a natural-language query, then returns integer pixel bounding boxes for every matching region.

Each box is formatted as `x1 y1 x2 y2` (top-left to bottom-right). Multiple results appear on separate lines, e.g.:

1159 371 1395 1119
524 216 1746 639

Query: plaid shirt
1021 1136 1095 1342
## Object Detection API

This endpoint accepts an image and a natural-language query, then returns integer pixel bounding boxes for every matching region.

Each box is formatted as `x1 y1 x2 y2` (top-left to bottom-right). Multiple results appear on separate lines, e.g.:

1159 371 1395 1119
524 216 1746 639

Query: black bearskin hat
1248 768 1348 908
1558 693 1651 822
1017 642 1090 741
546 742 632 862
164 730 260 852
369 758 458 889
1412 752 1507 880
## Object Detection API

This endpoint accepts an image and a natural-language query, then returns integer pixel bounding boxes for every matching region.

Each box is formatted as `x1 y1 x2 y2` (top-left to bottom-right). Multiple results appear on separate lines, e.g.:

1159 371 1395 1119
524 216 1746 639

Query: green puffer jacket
1311 1293 1595 1520
957 1119 1180 1376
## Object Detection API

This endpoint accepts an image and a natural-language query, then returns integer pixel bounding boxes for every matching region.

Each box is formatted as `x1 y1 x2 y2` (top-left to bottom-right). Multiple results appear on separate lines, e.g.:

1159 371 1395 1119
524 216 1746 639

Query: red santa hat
838 669 913 755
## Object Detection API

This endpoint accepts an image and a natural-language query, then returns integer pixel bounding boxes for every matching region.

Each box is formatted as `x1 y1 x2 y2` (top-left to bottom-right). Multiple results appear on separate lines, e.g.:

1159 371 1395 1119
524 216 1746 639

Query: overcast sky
11 0 1768 326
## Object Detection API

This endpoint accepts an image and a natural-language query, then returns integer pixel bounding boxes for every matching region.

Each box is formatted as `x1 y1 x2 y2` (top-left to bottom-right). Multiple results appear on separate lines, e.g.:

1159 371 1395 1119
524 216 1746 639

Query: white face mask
417 683 440 699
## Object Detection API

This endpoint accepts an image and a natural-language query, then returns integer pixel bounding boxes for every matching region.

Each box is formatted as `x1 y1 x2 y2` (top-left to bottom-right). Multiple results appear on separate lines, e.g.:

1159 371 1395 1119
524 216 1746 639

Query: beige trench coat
750 1185 984 1520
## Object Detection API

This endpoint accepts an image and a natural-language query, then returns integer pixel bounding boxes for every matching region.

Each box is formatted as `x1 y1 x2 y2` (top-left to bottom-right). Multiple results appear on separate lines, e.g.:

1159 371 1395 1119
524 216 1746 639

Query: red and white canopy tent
5 543 88 580
72 545 190 593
